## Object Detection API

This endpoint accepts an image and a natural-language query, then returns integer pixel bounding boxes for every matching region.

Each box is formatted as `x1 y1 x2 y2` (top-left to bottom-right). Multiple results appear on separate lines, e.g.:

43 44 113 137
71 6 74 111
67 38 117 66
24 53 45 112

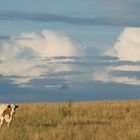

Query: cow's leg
5 117 12 127
7 122 10 127
0 118 4 127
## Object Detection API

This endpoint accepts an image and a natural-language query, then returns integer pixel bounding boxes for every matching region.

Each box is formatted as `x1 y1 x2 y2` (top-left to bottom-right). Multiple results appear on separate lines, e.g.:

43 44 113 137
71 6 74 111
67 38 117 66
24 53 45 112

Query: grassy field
0 100 140 140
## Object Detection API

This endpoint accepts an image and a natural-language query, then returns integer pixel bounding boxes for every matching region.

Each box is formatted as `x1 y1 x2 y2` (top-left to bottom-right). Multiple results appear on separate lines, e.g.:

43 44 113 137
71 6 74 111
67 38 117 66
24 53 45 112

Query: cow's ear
15 105 19 108
7 105 11 108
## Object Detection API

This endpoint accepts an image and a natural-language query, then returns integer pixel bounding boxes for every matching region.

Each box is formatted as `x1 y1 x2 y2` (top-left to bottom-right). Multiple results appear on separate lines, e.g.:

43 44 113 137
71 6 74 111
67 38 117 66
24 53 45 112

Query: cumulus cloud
105 27 140 61
94 28 140 85
0 29 85 86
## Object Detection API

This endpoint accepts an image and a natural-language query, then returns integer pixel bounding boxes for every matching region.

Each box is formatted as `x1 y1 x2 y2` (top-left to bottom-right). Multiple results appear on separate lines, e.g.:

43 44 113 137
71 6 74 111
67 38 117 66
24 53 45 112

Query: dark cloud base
0 11 140 27
1 51 140 103
0 78 140 103
0 35 10 40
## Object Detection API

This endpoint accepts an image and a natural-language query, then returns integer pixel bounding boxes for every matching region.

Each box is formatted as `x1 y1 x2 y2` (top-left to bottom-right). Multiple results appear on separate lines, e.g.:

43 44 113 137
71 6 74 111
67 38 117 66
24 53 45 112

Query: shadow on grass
13 118 111 129
42 122 57 128
67 119 111 126
39 119 111 128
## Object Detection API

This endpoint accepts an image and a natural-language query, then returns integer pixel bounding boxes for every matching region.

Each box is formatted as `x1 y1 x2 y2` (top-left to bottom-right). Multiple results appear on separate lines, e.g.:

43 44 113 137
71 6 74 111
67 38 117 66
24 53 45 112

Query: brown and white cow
0 103 19 127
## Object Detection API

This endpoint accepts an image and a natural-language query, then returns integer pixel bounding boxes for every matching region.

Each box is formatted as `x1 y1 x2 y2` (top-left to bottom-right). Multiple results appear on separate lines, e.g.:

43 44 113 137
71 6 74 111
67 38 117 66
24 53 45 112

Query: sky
0 0 140 103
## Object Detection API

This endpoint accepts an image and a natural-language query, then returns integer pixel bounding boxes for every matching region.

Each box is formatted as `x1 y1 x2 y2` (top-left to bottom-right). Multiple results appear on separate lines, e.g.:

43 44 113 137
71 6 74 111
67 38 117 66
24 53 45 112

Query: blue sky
0 0 140 103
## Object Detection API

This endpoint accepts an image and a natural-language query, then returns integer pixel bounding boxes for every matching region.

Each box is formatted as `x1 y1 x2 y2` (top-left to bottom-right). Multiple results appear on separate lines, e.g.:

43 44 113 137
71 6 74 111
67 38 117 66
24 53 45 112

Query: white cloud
0 29 85 86
109 65 140 72
93 71 140 85
105 27 140 61
94 27 140 85
93 71 110 83
79 27 140 86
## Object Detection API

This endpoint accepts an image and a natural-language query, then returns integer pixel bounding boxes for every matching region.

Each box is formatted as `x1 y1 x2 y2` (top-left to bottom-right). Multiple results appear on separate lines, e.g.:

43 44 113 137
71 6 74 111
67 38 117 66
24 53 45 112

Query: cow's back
0 104 8 116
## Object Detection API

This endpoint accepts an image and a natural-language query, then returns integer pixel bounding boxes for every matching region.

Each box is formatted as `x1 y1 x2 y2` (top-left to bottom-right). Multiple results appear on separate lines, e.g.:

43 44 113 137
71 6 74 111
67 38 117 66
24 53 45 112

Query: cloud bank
1 27 140 87
93 71 140 86
0 29 84 85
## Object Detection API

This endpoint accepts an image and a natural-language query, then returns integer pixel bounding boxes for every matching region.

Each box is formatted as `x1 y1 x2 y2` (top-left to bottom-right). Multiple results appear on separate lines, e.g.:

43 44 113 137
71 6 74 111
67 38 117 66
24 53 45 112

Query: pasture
0 100 139 140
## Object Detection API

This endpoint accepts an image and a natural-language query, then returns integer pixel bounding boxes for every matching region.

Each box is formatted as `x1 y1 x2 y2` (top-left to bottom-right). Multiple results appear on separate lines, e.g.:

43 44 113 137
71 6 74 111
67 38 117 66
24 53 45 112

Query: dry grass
0 100 140 140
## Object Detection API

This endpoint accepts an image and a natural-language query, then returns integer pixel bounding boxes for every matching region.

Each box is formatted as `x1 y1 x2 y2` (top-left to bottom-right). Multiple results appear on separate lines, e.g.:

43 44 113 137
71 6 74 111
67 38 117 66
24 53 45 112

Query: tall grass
0 100 139 140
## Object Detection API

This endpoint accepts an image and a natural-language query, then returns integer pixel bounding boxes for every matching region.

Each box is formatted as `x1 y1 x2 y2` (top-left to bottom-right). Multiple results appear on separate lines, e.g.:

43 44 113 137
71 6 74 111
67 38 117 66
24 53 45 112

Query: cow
0 103 19 127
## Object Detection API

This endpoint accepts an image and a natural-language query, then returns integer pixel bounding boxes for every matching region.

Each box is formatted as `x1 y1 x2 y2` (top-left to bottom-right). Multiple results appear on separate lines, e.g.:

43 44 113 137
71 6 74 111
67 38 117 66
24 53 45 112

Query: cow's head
7 104 19 115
